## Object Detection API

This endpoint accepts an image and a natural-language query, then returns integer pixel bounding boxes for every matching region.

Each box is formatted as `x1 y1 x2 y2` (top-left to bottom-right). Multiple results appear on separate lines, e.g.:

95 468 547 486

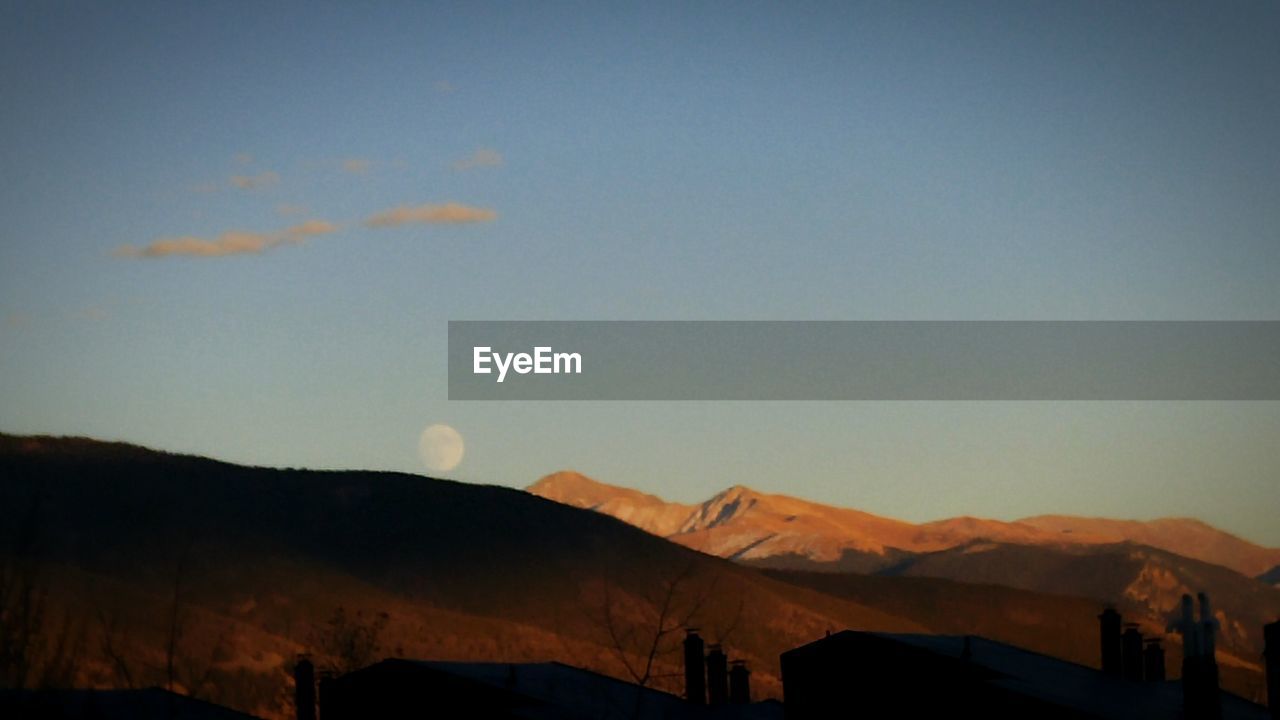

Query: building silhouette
299 599 1278 719
314 659 778 720
780 596 1274 720
0 688 262 720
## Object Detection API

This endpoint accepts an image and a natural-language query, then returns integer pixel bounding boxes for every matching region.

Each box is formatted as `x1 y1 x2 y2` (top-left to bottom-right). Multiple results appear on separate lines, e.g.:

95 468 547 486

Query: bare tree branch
309 606 389 675
581 558 726 693
96 608 136 689
0 493 83 690
164 542 192 693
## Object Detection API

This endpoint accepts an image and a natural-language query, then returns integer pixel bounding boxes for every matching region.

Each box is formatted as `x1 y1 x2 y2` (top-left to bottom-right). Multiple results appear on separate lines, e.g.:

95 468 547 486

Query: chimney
1198 593 1218 662
1098 607 1122 676
729 660 751 704
1179 593 1222 720
684 629 706 704
1178 594 1201 658
1143 639 1166 682
1264 620 1278 720
294 655 316 720
1122 624 1144 681
317 669 335 720
706 644 728 706
1199 593 1221 719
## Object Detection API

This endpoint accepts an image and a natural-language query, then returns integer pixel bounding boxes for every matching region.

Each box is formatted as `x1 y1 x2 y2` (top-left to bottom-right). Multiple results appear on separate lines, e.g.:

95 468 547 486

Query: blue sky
2 2 1278 545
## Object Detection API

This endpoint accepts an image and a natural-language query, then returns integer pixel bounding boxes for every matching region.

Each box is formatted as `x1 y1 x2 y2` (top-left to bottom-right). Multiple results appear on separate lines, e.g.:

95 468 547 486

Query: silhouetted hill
2 435 1272 715
0 435 926 716
761 568 1106 666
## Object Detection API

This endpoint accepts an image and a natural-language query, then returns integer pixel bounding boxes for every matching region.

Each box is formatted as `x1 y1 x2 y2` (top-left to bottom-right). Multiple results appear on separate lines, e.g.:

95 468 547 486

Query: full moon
418 423 465 473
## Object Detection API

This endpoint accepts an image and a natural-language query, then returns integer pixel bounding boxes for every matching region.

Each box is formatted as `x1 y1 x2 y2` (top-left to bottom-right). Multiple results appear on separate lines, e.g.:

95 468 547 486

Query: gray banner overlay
448 321 1280 400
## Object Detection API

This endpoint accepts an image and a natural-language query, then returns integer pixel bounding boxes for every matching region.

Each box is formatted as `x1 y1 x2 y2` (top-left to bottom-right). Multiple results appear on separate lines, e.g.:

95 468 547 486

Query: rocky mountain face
15 435 1237 716
1018 515 1280 578
1 436 1273 716
529 469 1280 702
527 472 1280 577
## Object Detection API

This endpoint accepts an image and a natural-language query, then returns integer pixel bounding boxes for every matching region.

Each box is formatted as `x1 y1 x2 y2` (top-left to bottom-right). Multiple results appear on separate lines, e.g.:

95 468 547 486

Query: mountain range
528 471 1280 578
528 470 1280 696
1 435 1276 718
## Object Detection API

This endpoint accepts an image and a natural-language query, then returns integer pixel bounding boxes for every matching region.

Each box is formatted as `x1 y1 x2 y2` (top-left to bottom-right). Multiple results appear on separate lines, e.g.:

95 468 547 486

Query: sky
2 1 1278 545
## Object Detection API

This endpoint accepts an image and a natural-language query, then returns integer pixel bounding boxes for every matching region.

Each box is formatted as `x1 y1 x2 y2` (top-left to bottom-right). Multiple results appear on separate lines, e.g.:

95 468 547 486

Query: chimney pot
294 656 316 720
729 660 751 704
1098 607 1123 677
1264 620 1279 720
706 644 729 706
1143 639 1166 682
1182 593 1222 720
1122 624 1144 682
684 629 707 704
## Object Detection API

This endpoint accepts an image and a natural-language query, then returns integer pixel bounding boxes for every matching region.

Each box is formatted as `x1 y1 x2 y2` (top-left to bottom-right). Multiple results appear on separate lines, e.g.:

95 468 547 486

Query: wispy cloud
114 220 338 259
285 220 338 236
452 148 502 171
435 80 454 94
234 152 254 166
276 203 309 217
230 170 280 190
342 158 372 175
364 202 497 228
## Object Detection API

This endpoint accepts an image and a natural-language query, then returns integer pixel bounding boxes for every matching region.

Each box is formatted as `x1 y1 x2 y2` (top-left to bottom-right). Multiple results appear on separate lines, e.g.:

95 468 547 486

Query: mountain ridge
3 435 1273 715
528 469 1280 700
526 471 1280 579
1 435 924 714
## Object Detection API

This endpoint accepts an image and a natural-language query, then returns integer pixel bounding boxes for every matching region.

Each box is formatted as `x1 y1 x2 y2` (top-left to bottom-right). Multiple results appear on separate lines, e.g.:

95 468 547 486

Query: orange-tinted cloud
115 220 338 259
452 148 502 171
364 202 497 228
342 158 372 175
230 170 280 190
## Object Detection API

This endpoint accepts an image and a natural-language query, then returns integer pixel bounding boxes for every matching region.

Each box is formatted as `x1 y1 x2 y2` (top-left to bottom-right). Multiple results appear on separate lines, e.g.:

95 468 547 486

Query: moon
418 423 465 473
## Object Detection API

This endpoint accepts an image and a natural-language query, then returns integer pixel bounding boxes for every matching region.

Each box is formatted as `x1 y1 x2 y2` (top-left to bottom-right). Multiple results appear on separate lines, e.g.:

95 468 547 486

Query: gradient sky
2 2 1278 545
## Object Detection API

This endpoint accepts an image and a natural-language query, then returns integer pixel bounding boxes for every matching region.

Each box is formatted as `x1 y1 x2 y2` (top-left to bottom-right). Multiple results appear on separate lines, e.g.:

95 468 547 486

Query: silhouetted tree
159 542 231 700
95 608 137 689
82 540 233 700
310 606 389 675
581 560 721 692
0 496 83 689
